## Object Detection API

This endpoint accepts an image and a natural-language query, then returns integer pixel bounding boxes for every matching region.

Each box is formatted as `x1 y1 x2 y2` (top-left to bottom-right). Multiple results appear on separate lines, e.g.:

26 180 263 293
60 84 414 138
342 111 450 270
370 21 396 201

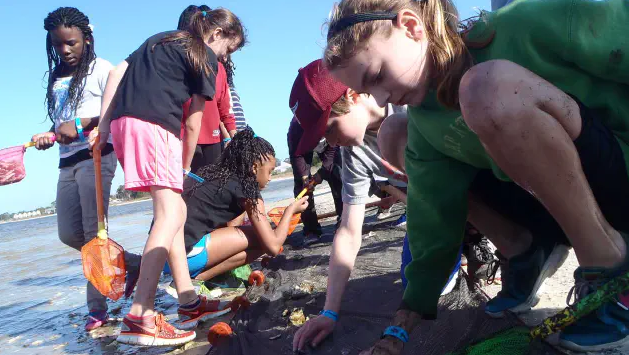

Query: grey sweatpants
56 152 141 312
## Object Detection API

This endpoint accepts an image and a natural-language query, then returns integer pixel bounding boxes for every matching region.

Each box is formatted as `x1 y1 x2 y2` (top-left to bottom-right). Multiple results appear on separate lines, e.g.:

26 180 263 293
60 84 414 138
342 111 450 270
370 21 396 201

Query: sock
180 297 201 310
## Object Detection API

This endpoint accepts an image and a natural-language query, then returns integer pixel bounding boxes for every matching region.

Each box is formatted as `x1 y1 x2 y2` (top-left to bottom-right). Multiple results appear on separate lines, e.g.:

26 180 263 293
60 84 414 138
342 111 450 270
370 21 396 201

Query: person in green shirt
322 0 629 354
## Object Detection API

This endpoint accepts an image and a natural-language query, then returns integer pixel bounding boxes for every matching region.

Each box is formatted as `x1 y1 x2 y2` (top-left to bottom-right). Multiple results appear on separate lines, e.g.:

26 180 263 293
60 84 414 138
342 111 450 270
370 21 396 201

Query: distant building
274 161 292 173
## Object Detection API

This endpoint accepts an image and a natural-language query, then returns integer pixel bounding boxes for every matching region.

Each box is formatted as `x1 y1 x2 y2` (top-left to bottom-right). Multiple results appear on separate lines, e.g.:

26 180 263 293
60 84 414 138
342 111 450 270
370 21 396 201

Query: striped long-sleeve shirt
229 87 247 131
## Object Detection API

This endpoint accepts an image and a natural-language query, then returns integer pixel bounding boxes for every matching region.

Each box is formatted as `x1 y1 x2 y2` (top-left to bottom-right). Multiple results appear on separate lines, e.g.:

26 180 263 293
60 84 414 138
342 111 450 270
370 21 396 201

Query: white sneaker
376 206 394 220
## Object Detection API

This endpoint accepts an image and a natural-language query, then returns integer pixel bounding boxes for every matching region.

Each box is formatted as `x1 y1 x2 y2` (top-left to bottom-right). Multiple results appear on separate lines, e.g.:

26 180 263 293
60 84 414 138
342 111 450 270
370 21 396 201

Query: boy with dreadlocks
166 128 308 297
31 7 141 332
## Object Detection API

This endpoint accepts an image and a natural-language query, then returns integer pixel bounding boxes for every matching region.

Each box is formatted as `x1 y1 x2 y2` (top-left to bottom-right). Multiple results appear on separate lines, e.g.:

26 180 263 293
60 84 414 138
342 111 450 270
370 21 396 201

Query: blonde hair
324 0 474 109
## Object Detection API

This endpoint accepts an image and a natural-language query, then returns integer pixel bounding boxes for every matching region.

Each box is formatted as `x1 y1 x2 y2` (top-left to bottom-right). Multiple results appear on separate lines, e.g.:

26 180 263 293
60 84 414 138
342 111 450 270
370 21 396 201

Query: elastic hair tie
328 11 397 38
201 11 207 17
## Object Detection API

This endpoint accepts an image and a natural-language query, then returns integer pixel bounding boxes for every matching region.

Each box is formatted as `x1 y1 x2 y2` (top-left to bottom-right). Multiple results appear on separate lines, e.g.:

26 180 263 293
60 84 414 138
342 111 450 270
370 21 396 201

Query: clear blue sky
0 0 489 214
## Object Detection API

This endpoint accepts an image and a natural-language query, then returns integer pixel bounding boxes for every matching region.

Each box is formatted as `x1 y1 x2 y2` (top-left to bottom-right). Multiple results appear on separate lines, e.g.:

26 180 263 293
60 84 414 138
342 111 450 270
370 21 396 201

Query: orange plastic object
80 133 126 301
208 322 233 345
267 207 301 235
248 270 265 286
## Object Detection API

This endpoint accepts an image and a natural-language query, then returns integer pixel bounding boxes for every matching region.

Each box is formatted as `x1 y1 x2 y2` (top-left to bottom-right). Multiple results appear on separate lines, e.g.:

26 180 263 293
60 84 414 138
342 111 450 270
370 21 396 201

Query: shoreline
1 179 293 225
0 198 153 225
0 213 56 225
270 174 293 182
110 197 152 207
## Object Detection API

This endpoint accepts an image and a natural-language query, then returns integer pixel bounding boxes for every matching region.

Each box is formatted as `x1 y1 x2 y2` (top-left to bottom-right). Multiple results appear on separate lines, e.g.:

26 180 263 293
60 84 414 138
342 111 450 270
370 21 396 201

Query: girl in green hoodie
323 0 629 353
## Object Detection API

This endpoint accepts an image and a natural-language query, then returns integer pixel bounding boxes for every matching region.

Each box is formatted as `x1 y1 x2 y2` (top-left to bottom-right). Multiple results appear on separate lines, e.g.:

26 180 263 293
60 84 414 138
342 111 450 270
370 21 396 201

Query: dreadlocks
44 7 96 123
189 127 275 214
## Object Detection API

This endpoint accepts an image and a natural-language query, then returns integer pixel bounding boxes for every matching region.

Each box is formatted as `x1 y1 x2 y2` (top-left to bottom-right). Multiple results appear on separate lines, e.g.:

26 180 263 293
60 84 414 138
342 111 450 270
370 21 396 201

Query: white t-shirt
341 104 407 205
53 58 113 158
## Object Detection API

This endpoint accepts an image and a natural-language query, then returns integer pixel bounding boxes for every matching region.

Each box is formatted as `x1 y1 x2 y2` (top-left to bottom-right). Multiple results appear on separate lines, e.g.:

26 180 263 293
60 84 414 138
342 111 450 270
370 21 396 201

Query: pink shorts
111 116 183 193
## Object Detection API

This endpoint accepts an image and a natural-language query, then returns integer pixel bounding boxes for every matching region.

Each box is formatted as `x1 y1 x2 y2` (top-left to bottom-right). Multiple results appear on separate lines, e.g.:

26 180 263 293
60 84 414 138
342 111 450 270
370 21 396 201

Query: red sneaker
177 296 232 330
117 313 196 346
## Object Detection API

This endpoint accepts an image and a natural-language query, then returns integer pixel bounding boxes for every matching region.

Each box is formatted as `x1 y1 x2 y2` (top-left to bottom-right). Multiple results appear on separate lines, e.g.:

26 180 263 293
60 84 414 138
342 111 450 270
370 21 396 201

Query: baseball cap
289 59 348 156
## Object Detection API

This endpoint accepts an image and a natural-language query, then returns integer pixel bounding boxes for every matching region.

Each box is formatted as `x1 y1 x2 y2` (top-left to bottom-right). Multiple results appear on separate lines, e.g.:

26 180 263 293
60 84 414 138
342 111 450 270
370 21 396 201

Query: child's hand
31 132 56 150
89 129 108 151
291 196 309 213
56 121 79 145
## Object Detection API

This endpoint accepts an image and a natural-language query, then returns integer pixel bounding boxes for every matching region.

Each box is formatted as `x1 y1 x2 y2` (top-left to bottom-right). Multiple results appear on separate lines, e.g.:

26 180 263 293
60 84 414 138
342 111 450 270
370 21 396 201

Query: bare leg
459 60 625 268
189 226 266 282
129 187 186 317
377 112 408 173
468 193 532 259
167 201 198 306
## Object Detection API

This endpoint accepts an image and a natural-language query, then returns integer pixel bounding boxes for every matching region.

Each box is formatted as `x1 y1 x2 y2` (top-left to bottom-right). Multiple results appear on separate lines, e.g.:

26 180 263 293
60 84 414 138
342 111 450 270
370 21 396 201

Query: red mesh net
0 146 27 186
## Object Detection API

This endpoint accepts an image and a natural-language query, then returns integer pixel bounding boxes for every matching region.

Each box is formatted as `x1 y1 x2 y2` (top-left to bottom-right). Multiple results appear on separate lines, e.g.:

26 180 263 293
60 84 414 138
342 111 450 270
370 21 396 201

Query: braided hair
189 127 275 214
43 7 96 123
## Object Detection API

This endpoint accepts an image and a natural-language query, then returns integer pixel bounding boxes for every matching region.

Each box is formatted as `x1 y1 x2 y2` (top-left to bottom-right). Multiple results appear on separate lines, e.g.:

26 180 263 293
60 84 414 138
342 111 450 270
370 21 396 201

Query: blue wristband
223 137 232 143
75 117 85 142
319 310 339 322
382 326 409 343
183 169 205 183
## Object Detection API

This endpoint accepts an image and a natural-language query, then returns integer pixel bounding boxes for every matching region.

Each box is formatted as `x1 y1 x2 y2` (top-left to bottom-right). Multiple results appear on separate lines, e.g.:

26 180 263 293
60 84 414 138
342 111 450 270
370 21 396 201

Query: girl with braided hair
164 127 308 302
31 7 141 332
91 8 246 346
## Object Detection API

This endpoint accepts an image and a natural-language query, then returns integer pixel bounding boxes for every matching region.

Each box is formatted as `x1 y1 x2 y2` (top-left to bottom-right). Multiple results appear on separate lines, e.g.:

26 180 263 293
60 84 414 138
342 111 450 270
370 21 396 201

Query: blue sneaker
559 254 629 352
401 233 461 295
485 243 570 318
394 214 407 227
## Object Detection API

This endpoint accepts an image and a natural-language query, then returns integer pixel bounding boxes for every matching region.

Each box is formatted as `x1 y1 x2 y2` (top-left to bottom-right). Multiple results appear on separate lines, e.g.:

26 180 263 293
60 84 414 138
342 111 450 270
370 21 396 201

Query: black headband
328 12 397 39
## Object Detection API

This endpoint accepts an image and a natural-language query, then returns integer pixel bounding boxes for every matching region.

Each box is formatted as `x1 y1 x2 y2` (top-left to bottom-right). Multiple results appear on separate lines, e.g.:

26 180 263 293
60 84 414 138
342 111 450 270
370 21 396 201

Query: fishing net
0 146 27 186
80 143 126 301
205 212 525 355
81 236 126 300
268 207 301 235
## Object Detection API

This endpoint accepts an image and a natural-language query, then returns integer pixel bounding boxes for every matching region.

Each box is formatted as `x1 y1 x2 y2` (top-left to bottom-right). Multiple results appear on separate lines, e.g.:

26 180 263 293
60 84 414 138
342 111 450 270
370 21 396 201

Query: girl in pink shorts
91 8 246 347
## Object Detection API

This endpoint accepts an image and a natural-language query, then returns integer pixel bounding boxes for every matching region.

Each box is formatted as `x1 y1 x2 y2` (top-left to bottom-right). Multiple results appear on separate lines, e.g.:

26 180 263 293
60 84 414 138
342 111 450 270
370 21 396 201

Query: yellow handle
97 222 108 240
24 142 36 148
296 187 308 200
